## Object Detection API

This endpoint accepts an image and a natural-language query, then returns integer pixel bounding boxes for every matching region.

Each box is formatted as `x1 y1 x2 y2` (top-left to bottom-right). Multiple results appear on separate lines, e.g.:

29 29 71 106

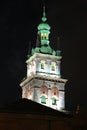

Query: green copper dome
38 22 51 30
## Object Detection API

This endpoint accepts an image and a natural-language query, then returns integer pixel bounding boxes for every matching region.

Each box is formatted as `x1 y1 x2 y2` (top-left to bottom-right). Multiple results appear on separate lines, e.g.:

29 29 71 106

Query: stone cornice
26 53 62 64
20 74 67 87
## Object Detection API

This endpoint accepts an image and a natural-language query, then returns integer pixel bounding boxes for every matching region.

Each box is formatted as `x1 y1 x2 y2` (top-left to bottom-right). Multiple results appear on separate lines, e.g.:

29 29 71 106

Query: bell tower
20 5 67 111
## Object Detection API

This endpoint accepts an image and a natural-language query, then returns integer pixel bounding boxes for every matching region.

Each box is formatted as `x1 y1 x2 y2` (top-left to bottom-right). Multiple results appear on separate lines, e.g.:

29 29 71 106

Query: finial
42 2 47 22
43 6 46 17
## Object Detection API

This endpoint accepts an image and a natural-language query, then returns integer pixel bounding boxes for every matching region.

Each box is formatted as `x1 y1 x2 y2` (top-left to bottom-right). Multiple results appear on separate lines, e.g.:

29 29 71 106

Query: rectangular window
41 63 44 69
40 60 45 70
51 62 56 71
51 65 55 71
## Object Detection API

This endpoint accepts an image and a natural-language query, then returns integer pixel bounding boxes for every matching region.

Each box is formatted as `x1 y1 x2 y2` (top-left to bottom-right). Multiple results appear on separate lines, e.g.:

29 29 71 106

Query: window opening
40 60 45 69
51 62 56 71
41 63 44 69
54 92 56 95
41 96 46 104
52 97 56 105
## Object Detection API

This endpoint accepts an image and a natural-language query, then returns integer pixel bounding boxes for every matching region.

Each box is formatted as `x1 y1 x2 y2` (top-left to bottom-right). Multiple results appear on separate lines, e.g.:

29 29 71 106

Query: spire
42 6 47 22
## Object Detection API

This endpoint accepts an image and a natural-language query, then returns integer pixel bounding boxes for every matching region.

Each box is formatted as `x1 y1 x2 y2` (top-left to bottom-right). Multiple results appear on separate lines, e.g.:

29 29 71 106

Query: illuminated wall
20 53 67 111
21 73 66 111
26 53 61 78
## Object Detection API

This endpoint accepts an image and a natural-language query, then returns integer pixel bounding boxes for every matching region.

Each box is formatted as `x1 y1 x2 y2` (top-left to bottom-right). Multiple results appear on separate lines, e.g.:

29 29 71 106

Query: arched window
40 85 48 96
51 86 59 105
40 85 48 104
51 86 59 98
44 33 47 39
41 33 47 40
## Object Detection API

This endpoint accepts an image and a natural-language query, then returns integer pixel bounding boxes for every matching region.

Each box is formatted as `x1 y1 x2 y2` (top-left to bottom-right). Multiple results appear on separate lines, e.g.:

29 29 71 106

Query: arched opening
40 85 48 104
41 33 47 40
51 86 59 105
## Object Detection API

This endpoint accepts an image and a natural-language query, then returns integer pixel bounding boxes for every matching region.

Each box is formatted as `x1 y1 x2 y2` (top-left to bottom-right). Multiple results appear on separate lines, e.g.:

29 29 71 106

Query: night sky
0 0 87 110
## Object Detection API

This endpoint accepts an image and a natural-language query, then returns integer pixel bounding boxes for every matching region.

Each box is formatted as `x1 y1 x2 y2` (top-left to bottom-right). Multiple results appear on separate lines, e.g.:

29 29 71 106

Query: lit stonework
20 6 67 111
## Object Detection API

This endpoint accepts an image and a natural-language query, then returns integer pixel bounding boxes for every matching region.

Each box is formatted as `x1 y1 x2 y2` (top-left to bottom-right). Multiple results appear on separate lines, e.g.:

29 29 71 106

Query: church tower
20 6 67 111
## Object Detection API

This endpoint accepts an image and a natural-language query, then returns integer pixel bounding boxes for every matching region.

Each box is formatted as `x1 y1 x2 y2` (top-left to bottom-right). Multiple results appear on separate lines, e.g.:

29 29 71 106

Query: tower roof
29 5 61 57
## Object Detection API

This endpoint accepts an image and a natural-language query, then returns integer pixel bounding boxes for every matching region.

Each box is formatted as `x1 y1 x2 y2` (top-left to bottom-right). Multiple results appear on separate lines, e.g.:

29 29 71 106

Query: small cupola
37 6 51 46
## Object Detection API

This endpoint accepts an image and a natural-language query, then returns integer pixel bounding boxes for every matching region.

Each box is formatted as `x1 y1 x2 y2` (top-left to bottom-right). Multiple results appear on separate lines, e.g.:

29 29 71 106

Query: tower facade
20 7 67 111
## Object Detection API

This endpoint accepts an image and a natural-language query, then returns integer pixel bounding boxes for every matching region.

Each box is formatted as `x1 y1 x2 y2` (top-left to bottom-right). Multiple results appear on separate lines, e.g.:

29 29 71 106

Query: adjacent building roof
0 99 71 117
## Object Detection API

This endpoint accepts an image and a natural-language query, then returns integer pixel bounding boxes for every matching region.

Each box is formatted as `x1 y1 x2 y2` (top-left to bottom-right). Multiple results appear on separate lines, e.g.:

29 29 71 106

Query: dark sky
0 0 87 110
